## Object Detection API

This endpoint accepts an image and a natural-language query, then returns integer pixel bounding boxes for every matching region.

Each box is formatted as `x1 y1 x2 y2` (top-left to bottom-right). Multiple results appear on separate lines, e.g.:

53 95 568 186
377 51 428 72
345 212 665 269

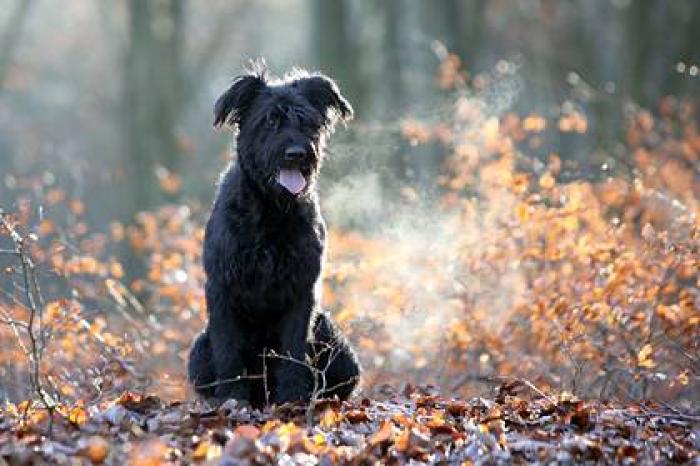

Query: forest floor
1 384 698 465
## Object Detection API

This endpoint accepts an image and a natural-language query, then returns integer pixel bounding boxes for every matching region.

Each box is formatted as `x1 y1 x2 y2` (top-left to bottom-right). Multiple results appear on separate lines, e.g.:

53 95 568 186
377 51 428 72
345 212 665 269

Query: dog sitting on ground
187 64 360 406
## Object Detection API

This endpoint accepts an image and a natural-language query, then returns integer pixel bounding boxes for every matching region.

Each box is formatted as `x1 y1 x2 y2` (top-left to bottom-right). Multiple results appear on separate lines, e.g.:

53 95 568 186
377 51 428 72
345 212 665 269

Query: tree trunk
313 0 364 114
0 0 35 91
122 0 184 216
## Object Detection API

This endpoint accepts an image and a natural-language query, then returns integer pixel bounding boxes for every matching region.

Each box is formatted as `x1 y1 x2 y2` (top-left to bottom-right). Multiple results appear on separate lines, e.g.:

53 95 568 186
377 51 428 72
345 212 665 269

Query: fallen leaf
368 420 394 446
78 436 109 464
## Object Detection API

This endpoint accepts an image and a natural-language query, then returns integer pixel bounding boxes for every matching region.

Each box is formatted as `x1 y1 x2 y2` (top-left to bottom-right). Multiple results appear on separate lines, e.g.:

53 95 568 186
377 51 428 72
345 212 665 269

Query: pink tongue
276 169 306 194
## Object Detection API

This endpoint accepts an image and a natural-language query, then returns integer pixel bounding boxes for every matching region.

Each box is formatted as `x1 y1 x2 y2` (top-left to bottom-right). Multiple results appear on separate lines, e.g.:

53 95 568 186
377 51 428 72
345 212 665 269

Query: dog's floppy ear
296 74 353 126
213 73 267 128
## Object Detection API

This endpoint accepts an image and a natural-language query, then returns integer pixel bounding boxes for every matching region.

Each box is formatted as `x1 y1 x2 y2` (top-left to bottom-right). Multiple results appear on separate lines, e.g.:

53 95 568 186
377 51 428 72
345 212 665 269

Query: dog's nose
285 146 307 160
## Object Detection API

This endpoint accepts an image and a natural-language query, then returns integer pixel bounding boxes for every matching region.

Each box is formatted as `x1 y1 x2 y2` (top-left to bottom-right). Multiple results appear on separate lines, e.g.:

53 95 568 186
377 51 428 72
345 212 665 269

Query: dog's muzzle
276 144 315 195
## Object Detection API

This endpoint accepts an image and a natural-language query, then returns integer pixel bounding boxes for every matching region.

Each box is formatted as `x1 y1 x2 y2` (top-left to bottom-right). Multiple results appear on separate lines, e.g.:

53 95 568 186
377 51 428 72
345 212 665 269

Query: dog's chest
243 215 324 284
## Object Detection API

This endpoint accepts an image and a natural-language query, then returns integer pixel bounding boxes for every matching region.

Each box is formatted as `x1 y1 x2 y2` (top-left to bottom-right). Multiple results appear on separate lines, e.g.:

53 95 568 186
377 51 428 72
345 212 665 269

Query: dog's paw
217 397 251 412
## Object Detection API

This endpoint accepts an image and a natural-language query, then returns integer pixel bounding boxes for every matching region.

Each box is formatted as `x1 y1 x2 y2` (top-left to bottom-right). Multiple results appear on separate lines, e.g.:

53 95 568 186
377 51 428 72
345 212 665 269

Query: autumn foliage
1 56 698 463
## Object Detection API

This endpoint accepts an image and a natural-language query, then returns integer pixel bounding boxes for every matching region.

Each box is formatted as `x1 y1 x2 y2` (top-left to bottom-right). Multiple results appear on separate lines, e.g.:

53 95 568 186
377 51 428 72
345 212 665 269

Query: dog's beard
276 169 307 195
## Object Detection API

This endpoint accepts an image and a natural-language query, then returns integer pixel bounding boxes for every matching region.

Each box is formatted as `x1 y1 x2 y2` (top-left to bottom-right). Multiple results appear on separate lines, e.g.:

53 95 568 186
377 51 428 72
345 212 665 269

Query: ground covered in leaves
1 385 698 465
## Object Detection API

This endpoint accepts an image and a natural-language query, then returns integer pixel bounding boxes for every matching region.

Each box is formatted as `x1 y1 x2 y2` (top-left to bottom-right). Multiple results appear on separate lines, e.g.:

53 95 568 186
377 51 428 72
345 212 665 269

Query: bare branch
194 373 265 391
323 375 360 398
0 316 29 329
262 348 269 406
0 212 57 433
264 343 354 426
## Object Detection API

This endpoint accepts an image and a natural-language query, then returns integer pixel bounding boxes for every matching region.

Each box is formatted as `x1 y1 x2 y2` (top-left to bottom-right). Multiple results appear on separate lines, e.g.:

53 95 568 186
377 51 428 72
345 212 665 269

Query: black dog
188 64 360 406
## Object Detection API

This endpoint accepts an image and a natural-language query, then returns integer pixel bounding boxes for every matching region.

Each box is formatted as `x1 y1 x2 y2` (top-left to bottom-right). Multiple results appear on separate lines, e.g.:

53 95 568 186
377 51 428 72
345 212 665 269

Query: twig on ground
451 374 559 407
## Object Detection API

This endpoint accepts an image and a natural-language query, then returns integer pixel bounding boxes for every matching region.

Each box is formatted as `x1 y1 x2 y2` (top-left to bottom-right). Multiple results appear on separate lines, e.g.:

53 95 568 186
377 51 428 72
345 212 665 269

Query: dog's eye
267 115 280 129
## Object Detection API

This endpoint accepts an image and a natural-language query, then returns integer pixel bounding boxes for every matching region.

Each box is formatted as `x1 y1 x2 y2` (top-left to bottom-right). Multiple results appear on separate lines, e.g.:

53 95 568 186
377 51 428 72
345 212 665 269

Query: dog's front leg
272 308 313 403
208 316 252 403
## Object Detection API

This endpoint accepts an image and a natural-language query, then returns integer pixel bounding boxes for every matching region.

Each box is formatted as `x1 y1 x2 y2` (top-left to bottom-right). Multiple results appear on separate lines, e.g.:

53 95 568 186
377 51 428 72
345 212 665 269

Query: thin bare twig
194 374 265 391
262 348 269 406
0 316 29 328
638 403 700 422
0 212 57 433
451 373 559 407
266 339 352 426
323 375 361 398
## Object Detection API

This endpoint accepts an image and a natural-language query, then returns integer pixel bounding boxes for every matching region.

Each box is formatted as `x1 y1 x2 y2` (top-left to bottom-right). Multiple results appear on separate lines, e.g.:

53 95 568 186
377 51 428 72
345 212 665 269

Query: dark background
0 0 698 223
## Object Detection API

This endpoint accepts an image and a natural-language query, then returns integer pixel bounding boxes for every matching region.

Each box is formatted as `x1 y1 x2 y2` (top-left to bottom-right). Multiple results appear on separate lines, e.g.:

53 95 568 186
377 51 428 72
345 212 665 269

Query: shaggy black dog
188 65 360 406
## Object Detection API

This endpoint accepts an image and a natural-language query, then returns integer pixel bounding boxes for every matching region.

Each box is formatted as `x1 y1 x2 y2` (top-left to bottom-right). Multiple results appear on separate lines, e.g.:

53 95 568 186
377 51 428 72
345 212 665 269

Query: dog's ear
296 74 353 126
213 73 267 128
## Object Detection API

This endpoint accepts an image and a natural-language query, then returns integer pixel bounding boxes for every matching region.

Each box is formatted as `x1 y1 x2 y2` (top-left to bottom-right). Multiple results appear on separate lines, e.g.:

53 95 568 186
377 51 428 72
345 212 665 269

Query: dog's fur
188 65 360 405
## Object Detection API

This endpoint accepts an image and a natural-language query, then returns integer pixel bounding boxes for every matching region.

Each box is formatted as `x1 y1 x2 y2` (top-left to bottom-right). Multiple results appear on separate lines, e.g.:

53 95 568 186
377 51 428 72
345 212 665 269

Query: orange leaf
234 424 260 439
637 343 655 368
69 404 88 426
539 171 556 190
369 420 394 446
320 407 341 429
79 436 109 464
192 441 210 460
345 410 370 423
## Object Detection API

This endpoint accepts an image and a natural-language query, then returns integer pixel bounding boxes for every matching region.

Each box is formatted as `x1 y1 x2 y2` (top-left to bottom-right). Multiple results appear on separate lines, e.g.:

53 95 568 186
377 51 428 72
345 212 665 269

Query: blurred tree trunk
383 0 407 179
0 0 35 183
0 0 35 91
313 0 364 113
622 2 654 103
444 0 486 72
405 0 450 186
122 0 184 215
384 0 403 111
651 1 700 99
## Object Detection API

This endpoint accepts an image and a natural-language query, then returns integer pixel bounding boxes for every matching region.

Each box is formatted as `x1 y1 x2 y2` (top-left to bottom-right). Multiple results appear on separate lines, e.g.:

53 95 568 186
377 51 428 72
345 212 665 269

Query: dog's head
214 63 353 199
